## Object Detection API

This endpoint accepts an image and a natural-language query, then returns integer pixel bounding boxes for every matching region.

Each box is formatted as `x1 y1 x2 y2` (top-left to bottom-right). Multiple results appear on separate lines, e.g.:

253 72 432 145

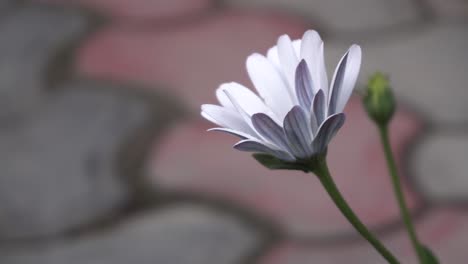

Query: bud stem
378 125 426 263
313 155 400 264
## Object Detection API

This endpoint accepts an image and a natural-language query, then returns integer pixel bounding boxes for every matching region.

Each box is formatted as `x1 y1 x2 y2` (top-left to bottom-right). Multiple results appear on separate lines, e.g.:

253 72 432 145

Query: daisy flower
201 30 361 162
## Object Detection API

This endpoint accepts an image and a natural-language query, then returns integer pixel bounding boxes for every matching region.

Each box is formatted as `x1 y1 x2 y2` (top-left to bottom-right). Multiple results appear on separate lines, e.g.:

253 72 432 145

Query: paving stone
79 13 467 126
36 0 212 21
327 24 468 125
0 0 15 13
259 209 468 264
225 0 420 33
147 97 423 238
77 11 307 111
0 205 261 264
0 5 88 122
412 132 468 202
427 0 468 19
0 81 166 240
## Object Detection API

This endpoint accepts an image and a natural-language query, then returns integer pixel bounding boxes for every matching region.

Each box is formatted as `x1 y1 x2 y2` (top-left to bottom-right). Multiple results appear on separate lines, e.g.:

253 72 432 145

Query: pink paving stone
259 208 468 264
77 11 308 110
35 0 212 21
147 96 424 237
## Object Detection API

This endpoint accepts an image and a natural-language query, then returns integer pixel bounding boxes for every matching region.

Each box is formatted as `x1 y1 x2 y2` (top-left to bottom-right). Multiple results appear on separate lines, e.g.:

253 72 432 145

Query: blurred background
0 0 467 263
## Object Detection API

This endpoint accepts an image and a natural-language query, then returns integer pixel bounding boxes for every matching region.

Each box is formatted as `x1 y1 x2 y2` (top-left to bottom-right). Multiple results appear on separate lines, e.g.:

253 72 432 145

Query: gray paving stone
427 0 468 19
225 0 420 33
327 24 468 124
0 0 15 13
0 81 162 240
0 205 261 264
412 132 468 201
0 5 88 122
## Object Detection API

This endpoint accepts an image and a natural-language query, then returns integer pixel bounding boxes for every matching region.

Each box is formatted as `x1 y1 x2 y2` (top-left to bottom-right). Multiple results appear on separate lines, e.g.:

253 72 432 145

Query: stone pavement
0 0 467 263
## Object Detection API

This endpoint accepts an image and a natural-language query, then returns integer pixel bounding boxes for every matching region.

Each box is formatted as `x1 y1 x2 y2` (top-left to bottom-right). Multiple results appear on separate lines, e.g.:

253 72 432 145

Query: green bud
362 72 396 126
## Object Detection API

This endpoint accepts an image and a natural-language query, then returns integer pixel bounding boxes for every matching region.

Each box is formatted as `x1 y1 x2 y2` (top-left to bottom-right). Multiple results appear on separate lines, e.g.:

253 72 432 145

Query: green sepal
421 245 439 264
252 154 312 172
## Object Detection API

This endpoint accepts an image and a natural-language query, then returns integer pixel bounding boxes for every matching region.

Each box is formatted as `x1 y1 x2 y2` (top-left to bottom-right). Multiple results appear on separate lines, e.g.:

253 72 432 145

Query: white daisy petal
328 44 362 114
311 113 346 154
300 30 324 93
328 51 348 114
317 42 328 94
251 113 292 154
295 60 314 111
207 127 251 140
267 39 301 58
283 106 313 158
292 39 301 57
277 34 299 95
311 89 327 132
201 104 254 135
300 30 321 63
246 53 293 119
223 90 259 132
267 46 280 68
266 45 291 91
216 86 234 109
219 82 271 116
234 139 295 161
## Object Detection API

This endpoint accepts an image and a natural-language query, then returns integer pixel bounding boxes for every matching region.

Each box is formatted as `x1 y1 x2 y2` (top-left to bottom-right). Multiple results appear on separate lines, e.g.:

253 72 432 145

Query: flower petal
277 34 299 99
215 86 234 109
295 59 314 111
207 127 251 139
328 44 362 114
219 82 275 117
311 113 346 154
201 104 254 135
300 30 327 94
283 106 313 158
292 39 301 56
251 113 291 154
267 45 280 68
328 52 347 115
311 89 327 133
317 42 328 92
271 39 301 63
246 53 293 119
266 45 291 90
234 139 295 161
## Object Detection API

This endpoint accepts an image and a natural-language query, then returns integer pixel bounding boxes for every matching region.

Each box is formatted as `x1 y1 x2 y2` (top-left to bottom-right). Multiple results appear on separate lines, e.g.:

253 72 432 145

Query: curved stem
378 125 425 263
313 156 400 264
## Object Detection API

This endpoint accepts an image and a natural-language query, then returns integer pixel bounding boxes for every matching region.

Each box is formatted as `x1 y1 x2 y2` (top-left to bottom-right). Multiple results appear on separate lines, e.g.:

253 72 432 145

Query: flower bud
363 72 396 126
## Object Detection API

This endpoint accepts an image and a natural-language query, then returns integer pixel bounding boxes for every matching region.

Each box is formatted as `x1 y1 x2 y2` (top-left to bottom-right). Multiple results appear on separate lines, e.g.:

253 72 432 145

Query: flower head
363 72 395 126
201 30 361 163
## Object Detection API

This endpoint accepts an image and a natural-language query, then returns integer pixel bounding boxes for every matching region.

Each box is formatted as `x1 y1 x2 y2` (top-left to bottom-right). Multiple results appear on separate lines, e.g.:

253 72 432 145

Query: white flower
201 30 362 162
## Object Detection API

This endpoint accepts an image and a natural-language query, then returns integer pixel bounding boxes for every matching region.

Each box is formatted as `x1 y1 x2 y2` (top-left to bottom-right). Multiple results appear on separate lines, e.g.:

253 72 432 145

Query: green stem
313 156 400 264
378 125 425 263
